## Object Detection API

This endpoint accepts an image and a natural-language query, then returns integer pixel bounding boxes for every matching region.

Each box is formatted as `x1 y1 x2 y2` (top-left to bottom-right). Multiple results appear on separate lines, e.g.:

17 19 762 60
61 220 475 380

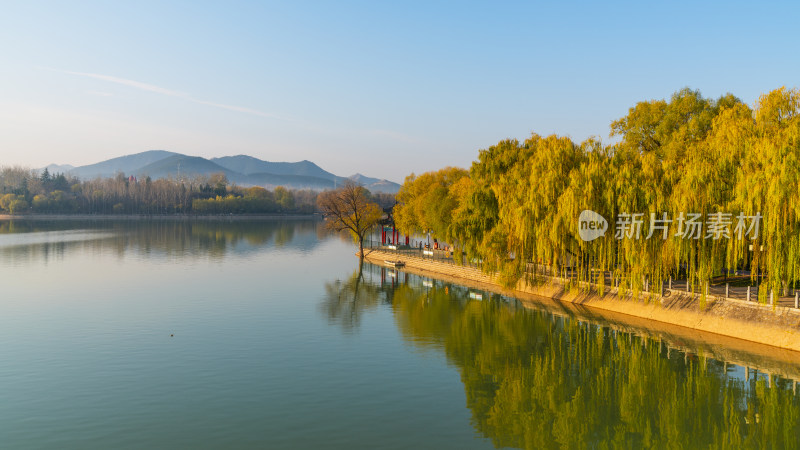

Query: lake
1 218 798 449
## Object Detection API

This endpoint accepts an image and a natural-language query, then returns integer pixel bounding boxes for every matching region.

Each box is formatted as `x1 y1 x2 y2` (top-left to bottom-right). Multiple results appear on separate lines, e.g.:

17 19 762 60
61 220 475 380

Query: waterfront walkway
368 243 800 310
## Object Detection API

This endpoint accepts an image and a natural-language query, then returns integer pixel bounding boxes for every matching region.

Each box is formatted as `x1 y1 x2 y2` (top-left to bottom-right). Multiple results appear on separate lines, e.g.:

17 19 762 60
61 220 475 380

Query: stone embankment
365 248 800 354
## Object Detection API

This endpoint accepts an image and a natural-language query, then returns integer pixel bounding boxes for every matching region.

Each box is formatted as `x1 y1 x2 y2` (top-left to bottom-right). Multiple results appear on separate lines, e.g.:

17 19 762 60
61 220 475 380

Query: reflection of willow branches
320 261 390 332
390 289 800 449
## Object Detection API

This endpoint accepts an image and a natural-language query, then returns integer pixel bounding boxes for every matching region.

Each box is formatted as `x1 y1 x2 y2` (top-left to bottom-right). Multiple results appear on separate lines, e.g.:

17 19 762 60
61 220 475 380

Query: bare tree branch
317 182 383 258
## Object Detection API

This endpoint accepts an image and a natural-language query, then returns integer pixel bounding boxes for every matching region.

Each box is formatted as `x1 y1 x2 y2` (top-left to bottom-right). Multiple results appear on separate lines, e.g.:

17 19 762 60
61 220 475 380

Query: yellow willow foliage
736 87 800 299
526 135 584 274
394 166 469 246
556 140 615 292
450 168 497 263
445 175 474 260
395 87 800 293
461 139 527 274
610 89 729 295
705 103 755 245
666 106 746 292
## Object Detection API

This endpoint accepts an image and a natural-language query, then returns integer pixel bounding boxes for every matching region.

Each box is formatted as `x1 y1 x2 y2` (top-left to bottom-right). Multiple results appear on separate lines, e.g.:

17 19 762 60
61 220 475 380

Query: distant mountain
137 154 235 179
245 172 334 190
364 179 402 193
42 163 75 174
348 173 402 193
348 173 382 185
212 155 342 181
347 173 388 187
54 150 401 193
69 150 179 179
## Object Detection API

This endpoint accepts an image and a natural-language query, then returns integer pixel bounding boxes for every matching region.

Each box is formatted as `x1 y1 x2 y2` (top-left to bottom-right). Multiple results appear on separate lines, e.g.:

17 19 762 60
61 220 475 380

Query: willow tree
523 135 585 283
449 166 498 265
556 139 615 292
393 86 799 298
693 101 754 283
735 87 800 300
664 92 744 296
446 134 589 286
317 182 382 258
458 139 523 278
608 89 745 295
393 166 469 248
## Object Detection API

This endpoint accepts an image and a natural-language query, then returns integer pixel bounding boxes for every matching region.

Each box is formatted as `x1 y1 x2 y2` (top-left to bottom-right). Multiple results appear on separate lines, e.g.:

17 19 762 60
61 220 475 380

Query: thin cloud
61 69 188 97
191 99 279 119
47 68 282 119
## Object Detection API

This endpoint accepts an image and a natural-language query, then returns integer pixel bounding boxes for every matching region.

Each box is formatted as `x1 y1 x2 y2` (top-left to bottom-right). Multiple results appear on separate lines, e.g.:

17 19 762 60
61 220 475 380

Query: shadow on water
324 261 800 449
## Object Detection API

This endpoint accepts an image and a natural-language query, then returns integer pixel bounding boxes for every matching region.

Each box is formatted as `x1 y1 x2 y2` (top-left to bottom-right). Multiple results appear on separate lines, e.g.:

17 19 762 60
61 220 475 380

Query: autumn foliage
394 87 800 300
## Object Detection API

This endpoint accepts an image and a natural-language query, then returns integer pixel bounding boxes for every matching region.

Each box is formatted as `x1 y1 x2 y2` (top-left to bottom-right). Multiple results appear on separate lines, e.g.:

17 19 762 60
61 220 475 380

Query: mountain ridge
46 150 400 193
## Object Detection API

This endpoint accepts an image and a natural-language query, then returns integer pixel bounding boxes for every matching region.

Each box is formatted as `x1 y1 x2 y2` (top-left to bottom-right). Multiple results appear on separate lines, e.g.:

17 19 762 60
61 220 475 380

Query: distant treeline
394 87 800 301
0 169 395 215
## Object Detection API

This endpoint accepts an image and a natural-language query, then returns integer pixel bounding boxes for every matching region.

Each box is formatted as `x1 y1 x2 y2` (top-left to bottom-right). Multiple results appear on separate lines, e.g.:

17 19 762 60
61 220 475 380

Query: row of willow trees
0 168 319 215
394 87 800 301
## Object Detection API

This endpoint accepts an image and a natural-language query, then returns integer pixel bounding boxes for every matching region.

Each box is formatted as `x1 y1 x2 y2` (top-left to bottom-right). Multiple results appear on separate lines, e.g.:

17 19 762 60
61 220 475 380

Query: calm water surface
1 219 798 449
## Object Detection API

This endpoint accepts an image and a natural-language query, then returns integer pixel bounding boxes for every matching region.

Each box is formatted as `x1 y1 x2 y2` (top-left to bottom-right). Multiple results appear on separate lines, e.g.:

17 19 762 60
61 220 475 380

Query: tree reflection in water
0 218 324 261
326 263 800 449
320 261 401 333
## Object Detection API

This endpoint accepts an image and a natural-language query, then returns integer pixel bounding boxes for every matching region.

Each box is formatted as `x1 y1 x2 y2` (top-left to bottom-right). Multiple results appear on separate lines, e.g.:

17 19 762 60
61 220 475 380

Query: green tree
40 167 51 184
274 186 295 211
32 194 49 211
393 167 469 251
8 198 29 214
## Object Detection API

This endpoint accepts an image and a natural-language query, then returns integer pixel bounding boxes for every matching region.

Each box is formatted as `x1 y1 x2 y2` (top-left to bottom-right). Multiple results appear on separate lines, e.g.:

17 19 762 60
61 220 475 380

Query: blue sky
1 1 798 182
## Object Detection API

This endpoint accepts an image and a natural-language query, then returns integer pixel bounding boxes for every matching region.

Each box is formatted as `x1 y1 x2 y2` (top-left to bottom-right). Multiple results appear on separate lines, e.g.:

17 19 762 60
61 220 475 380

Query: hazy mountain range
44 151 401 193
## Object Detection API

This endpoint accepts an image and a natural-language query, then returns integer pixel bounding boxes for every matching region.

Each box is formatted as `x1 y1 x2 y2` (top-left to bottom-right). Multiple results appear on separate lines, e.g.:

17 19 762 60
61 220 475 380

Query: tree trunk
358 235 364 259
